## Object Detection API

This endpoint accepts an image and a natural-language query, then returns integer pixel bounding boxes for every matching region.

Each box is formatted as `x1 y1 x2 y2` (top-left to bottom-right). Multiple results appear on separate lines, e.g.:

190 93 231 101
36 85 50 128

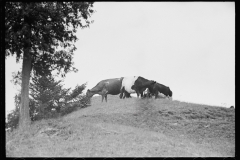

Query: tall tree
5 2 94 130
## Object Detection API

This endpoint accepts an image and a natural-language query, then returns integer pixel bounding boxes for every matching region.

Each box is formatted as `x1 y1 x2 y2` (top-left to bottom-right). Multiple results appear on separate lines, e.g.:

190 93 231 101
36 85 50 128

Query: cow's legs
125 91 132 98
155 91 158 99
101 89 108 102
120 87 125 99
102 95 104 102
136 90 140 98
119 90 123 99
123 93 126 99
105 94 107 102
119 93 123 99
138 91 143 98
123 88 127 99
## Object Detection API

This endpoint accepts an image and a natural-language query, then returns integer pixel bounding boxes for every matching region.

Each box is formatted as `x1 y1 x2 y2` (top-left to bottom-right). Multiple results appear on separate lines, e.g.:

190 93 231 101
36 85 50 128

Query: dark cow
86 77 123 102
230 106 234 109
120 76 156 98
148 82 172 99
132 76 156 98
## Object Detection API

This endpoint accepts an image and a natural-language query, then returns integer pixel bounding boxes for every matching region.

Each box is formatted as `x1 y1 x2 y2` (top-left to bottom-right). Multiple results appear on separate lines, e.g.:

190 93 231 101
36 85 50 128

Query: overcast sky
5 2 235 115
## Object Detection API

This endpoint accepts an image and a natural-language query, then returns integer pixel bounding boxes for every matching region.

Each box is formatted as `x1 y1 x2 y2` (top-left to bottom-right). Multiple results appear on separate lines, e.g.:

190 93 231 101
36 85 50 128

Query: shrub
6 79 89 131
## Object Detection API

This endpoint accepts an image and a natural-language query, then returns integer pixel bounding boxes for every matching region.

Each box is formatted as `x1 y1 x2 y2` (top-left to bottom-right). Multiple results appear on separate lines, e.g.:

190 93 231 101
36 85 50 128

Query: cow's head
86 89 94 98
168 87 173 97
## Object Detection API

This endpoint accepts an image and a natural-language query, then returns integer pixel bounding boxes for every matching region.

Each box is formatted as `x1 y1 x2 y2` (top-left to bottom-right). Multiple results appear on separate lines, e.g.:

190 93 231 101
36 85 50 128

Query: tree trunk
19 49 32 130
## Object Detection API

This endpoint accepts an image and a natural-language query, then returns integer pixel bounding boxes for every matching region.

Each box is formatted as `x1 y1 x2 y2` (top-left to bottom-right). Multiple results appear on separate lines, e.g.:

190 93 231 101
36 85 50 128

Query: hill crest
6 95 235 157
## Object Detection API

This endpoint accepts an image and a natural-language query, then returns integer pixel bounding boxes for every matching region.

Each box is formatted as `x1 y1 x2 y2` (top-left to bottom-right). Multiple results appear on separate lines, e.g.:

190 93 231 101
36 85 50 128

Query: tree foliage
5 2 94 60
5 2 94 77
5 2 94 129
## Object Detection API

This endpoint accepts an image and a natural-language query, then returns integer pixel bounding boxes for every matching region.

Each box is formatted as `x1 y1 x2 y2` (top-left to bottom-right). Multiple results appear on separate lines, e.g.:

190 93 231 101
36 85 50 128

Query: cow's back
121 76 139 93
154 83 171 96
91 79 108 91
105 77 123 95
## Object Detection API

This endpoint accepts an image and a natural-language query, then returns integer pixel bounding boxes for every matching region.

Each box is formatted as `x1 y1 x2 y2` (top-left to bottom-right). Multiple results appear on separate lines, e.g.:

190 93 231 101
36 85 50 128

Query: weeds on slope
83 97 235 146
6 95 235 157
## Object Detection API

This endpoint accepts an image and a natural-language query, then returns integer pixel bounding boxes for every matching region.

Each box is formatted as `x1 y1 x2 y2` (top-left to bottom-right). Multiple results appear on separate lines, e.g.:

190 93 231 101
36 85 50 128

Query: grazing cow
148 82 172 99
86 77 123 102
120 76 156 98
230 106 234 109
132 76 156 98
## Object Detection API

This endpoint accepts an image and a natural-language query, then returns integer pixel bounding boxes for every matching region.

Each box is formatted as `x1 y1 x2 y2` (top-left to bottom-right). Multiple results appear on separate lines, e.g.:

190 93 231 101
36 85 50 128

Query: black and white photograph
5 2 235 157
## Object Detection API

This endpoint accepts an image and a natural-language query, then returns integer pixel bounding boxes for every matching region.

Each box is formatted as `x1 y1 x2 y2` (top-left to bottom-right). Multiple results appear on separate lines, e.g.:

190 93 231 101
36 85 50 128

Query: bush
6 109 19 131
7 72 90 131
6 93 90 132
60 95 90 116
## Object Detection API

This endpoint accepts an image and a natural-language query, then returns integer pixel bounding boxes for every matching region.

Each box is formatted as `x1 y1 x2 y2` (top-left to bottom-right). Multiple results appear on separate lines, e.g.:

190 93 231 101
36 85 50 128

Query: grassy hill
6 95 235 157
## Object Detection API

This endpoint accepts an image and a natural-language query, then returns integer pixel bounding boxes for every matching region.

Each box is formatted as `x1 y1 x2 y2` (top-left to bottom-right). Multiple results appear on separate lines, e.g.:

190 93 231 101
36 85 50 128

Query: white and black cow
86 77 123 102
119 76 138 99
120 76 156 98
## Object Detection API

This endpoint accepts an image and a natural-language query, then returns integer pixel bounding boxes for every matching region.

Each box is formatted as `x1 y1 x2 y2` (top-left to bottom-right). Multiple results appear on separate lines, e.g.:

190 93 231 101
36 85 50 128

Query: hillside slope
6 96 235 157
